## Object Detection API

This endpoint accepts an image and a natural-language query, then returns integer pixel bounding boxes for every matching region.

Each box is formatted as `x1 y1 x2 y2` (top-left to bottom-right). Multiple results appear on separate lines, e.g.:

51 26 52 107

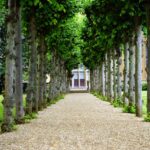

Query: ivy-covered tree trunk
43 52 47 108
107 51 113 101
113 49 117 100
62 62 67 93
26 13 37 114
99 65 101 93
48 50 59 100
93 67 100 92
104 53 108 97
38 34 45 110
62 64 65 93
66 71 71 92
53 53 59 97
90 69 94 91
100 63 105 96
123 43 129 106
135 22 143 117
1 0 16 132
116 49 122 99
64 68 68 93
110 54 114 99
98 67 101 92
128 36 135 108
58 60 62 93
15 2 24 123
92 69 96 91
145 2 150 115
48 54 53 101
55 55 61 96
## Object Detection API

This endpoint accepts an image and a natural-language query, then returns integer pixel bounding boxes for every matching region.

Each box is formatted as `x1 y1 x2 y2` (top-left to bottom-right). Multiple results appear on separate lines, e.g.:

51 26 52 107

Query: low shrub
91 91 108 101
47 94 65 106
112 98 123 108
24 112 37 123
123 105 136 114
144 113 150 122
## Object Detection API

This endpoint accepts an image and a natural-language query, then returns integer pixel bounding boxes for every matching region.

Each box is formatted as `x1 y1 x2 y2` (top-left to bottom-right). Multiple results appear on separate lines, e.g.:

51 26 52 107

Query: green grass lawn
142 91 147 114
0 95 4 123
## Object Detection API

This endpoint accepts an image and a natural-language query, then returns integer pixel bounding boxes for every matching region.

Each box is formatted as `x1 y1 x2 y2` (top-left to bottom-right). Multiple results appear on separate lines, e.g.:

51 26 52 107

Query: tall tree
145 0 150 117
1 0 16 132
123 42 129 106
15 0 24 123
135 18 143 117
26 7 37 115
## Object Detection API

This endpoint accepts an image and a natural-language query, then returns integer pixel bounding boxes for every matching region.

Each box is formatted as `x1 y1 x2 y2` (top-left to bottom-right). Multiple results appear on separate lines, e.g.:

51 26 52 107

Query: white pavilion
70 64 90 90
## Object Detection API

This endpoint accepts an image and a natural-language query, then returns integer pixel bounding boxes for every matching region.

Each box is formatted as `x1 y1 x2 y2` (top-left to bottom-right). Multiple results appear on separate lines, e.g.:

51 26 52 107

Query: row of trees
82 0 150 118
0 0 88 132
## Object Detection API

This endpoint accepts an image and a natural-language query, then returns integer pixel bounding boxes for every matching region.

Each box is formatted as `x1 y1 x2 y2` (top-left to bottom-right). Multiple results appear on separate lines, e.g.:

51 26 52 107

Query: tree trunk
1 0 16 132
43 54 47 108
63 67 68 93
38 34 45 110
123 42 129 106
129 36 135 108
55 55 61 96
14 2 24 123
98 67 101 92
100 63 105 96
107 51 113 101
48 52 54 101
135 23 143 117
146 3 150 115
90 69 94 91
116 49 122 99
113 49 117 100
93 69 96 91
26 12 37 114
110 54 114 99
93 67 100 92
104 53 108 97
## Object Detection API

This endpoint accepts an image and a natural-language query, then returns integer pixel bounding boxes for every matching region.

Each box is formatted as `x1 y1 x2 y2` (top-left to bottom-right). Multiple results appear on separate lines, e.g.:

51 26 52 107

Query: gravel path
0 93 150 150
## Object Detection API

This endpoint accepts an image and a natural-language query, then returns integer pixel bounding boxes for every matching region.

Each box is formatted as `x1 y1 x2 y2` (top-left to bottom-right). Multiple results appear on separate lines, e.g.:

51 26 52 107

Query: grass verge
92 91 148 121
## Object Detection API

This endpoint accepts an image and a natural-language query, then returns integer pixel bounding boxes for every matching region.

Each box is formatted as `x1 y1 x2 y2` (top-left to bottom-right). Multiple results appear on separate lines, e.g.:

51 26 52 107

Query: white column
78 68 80 88
84 67 87 88
72 76 74 88
88 70 90 90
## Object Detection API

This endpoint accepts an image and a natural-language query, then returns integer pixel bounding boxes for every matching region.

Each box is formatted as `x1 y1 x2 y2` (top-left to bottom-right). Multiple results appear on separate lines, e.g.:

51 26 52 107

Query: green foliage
0 100 3 122
0 95 26 122
112 98 123 108
12 124 18 131
142 91 147 114
47 13 86 71
21 0 90 73
144 113 150 122
1 123 18 133
142 82 147 91
24 113 37 123
91 91 107 101
123 105 136 114
48 94 65 106
0 0 6 26
91 91 100 97
81 0 145 69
